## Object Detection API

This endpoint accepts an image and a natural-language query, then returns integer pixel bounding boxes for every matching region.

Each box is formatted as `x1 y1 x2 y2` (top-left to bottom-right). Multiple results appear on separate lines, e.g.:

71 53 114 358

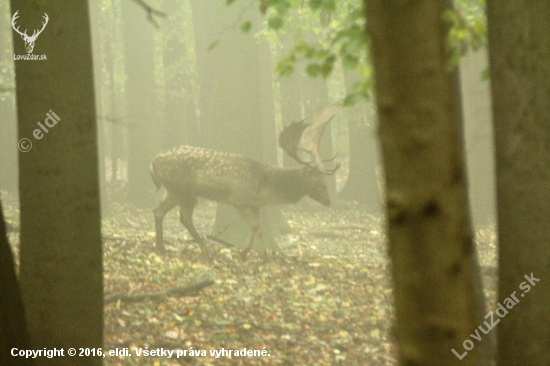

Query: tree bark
487 1 550 364
366 1 481 364
0 1 17 193
11 1 103 365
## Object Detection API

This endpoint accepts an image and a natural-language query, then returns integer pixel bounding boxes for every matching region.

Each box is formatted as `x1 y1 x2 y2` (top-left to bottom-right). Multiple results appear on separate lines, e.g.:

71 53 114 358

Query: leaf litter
1 188 497 366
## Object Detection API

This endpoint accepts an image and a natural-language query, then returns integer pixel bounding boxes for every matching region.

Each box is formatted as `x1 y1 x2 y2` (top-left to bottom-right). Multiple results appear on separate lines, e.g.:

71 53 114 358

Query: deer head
279 102 341 175
12 11 49 54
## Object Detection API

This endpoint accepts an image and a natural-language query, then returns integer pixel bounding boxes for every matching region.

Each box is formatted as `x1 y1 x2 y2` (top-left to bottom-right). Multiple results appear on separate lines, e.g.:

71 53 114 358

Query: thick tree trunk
11 1 103 365
488 1 550 365
367 1 482 364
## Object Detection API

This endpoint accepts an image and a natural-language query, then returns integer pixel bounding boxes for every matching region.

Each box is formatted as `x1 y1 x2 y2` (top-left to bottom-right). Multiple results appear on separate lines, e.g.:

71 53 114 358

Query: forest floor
2 187 497 366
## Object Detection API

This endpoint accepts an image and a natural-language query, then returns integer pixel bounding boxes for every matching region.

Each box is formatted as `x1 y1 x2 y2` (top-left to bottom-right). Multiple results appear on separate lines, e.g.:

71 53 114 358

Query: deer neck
259 166 306 205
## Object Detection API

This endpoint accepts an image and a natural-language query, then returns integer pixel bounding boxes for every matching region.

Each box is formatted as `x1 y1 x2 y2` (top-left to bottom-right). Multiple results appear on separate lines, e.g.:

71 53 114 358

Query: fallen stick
104 279 214 304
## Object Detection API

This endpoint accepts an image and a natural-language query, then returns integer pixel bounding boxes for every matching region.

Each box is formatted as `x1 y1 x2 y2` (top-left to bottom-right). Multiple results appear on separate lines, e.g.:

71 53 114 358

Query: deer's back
151 145 266 205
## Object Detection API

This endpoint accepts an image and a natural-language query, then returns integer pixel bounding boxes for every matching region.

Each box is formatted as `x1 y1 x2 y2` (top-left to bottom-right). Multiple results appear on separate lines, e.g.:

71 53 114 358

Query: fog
0 1 500 365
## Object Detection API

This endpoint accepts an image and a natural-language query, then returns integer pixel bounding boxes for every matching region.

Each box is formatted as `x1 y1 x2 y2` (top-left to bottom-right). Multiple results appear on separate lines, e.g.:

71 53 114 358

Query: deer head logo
11 11 49 54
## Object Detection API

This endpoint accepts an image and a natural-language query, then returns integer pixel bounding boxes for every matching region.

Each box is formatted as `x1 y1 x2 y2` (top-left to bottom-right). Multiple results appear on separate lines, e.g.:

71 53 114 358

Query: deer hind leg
153 192 179 252
179 198 209 256
238 207 261 260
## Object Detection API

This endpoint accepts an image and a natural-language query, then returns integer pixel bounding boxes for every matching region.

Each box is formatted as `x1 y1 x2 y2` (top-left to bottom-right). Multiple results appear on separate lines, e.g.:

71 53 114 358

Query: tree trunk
487 1 550 364
161 0 198 149
366 1 481 364
11 1 103 365
123 0 161 206
0 199 33 366
0 2 17 193
458 50 495 228
259 26 292 236
338 70 381 209
278 38 304 169
190 1 281 253
302 77 337 200
89 0 108 215
189 0 218 149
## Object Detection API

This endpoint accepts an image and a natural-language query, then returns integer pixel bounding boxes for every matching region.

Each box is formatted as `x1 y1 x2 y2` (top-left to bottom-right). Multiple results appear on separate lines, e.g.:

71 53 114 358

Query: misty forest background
1 0 549 365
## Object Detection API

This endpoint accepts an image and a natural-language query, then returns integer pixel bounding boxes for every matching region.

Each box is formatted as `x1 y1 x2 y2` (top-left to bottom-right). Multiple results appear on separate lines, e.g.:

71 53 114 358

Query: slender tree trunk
11 1 103 365
366 1 481 364
0 2 17 193
190 1 280 253
122 0 161 206
338 116 380 209
279 35 304 169
161 0 197 149
488 1 550 365
189 0 218 148
338 77 381 211
259 28 291 236
110 0 127 182
302 77 337 200
458 50 496 228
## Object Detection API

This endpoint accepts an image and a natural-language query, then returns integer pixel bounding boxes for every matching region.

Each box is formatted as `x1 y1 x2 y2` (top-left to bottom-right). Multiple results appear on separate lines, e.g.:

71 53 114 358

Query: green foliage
230 0 487 104
445 0 487 68
240 20 253 33
261 0 371 102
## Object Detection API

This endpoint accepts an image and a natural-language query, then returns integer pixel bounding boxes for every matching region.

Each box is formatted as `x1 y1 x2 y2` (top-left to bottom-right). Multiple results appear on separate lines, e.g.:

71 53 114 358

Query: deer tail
150 163 162 191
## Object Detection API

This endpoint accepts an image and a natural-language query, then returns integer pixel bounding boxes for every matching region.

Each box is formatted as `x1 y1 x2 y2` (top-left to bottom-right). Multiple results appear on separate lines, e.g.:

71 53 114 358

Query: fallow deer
150 103 341 259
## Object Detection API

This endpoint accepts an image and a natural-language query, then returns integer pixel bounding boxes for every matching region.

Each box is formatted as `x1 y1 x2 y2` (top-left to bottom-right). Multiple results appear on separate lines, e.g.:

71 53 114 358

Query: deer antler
279 102 341 174
11 11 27 38
31 13 49 39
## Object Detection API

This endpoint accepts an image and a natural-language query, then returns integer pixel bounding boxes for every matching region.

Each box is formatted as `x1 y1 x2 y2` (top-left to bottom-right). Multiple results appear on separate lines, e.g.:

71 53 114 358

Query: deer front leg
179 199 210 257
238 207 260 260
153 192 179 253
